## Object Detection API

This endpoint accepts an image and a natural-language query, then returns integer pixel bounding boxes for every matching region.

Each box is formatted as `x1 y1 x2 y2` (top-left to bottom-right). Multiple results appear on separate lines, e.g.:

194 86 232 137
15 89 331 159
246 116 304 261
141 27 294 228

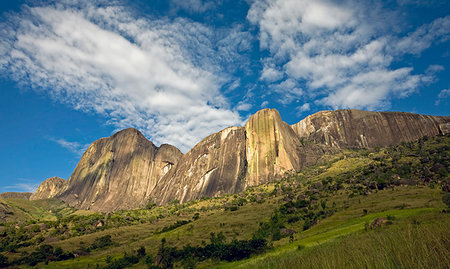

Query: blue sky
0 0 449 193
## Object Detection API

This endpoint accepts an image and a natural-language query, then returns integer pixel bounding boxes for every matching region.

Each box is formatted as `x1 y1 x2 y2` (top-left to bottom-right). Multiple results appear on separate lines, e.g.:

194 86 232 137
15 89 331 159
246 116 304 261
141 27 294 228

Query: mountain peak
56 129 182 211
245 107 303 186
30 176 66 201
30 109 450 211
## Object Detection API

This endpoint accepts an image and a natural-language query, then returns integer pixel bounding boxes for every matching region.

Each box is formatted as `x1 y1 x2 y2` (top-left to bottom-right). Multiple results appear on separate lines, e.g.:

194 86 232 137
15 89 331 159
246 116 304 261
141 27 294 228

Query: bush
90 235 114 250
192 213 200 220
159 220 191 234
137 246 146 258
0 253 8 267
14 244 74 266
105 252 139 269
443 193 450 209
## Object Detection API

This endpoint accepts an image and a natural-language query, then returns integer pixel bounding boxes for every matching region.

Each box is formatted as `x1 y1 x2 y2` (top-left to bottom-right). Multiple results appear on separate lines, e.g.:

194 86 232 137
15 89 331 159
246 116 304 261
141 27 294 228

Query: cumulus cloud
0 2 246 152
261 64 283 82
297 103 310 115
248 0 450 110
236 102 252 111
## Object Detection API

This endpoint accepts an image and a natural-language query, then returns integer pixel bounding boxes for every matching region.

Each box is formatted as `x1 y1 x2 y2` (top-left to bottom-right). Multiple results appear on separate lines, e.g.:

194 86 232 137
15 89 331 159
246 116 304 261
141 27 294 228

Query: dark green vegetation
0 135 449 268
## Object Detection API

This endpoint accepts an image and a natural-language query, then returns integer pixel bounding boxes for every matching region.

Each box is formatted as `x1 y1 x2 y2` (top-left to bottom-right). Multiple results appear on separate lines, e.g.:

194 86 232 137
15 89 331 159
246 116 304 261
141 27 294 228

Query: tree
137 246 146 258
192 213 200 221
0 254 8 267
443 193 450 209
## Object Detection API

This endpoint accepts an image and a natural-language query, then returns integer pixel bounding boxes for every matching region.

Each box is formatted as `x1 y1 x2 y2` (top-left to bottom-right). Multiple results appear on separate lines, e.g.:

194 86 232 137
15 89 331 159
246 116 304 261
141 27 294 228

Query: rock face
151 110 321 204
151 127 247 204
31 108 449 211
30 177 66 200
57 128 182 211
291 110 450 149
244 109 304 186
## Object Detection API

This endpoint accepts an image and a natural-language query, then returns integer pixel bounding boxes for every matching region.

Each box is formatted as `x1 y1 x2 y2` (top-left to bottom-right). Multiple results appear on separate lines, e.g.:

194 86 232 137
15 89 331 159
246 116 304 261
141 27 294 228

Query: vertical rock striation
57 128 182 211
30 108 450 210
244 109 304 187
151 127 247 204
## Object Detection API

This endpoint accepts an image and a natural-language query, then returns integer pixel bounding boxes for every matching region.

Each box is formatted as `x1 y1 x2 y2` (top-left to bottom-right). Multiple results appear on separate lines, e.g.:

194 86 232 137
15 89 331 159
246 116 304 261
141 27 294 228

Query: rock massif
30 109 450 211
291 110 450 149
151 127 247 204
57 128 182 211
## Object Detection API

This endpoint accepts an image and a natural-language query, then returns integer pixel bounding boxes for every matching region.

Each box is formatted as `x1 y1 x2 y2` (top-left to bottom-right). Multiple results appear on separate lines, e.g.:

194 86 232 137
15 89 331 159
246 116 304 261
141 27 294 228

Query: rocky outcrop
151 109 325 205
30 177 66 200
291 110 450 149
57 128 182 211
244 109 304 186
151 127 247 204
31 109 449 210
0 192 32 200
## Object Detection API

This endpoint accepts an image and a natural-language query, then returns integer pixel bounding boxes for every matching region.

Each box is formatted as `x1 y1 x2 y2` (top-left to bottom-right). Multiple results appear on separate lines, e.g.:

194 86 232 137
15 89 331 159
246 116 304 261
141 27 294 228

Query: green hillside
0 198 75 223
0 135 449 268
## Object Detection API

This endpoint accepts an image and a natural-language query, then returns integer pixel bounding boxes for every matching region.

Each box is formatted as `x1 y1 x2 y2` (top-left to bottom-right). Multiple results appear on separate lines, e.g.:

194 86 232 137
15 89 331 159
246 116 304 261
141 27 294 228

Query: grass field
33 186 448 269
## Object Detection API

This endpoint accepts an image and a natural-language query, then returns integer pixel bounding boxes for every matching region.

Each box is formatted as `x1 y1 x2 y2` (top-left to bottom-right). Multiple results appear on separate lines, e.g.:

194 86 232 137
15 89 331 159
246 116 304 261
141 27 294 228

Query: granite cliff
291 110 450 149
151 127 247 204
57 128 182 211
29 109 450 211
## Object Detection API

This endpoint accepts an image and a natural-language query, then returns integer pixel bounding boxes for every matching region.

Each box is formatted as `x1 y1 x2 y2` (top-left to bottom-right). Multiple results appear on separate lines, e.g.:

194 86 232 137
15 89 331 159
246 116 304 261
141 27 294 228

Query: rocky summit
291 109 450 148
30 177 66 200
57 128 182 211
29 109 450 211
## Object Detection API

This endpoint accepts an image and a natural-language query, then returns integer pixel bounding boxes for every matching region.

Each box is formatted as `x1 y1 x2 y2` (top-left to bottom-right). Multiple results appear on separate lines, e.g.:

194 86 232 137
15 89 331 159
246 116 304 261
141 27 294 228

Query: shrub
443 193 450 209
159 220 191 234
105 252 139 269
137 246 146 258
0 254 8 267
90 235 114 250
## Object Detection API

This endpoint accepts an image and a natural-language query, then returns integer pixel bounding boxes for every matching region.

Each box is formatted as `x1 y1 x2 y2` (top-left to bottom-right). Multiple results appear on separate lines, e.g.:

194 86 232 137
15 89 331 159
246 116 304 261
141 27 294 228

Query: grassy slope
217 188 448 269
40 187 447 269
0 198 75 223
227 211 450 269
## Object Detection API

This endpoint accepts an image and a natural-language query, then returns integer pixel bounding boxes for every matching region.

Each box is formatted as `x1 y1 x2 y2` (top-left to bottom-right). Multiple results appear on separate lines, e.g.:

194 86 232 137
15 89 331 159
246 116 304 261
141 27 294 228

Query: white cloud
260 100 269 107
394 15 450 56
297 103 310 114
261 64 283 82
170 0 216 14
0 2 245 152
435 88 450 105
426 65 444 74
248 0 450 110
438 89 450 99
49 138 90 157
236 102 252 111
